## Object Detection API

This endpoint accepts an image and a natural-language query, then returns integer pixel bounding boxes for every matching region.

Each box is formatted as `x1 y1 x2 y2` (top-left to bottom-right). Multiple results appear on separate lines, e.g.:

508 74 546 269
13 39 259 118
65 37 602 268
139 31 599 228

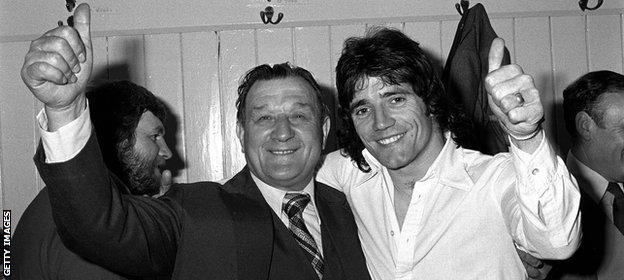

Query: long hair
335 27 472 172
86 81 167 194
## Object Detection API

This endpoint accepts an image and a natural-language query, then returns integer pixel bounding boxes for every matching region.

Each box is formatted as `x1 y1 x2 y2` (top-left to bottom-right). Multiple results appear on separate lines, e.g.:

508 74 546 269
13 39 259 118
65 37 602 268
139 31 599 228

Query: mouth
269 148 298 155
376 133 405 145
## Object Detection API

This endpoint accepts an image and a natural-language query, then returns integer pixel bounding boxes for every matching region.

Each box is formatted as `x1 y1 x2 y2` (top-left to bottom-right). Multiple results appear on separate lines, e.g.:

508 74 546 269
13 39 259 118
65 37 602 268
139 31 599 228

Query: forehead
246 77 318 110
599 91 624 124
136 111 164 132
351 76 415 103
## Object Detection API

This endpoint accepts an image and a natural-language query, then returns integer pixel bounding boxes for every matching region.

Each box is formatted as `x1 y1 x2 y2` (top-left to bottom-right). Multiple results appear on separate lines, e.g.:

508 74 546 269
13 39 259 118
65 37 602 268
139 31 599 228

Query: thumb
488 37 505 73
161 170 172 189
73 3 92 54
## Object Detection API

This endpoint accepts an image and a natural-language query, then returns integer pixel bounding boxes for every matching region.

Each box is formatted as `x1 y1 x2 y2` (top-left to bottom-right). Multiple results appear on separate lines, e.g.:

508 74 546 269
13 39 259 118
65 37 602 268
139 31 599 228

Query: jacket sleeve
34 132 182 276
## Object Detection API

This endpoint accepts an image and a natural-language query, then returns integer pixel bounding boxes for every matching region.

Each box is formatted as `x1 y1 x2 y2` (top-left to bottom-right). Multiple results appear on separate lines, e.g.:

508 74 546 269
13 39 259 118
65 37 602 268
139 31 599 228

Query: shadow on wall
90 65 186 179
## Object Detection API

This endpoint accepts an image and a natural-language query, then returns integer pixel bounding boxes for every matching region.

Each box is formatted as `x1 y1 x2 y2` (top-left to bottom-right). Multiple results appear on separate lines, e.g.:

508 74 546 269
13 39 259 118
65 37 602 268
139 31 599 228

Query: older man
21 4 369 279
549 70 624 279
317 28 581 279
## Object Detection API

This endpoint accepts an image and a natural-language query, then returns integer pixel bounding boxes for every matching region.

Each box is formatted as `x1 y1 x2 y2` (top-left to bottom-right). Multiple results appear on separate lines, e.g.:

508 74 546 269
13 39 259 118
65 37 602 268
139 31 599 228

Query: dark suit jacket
34 133 370 279
549 189 624 280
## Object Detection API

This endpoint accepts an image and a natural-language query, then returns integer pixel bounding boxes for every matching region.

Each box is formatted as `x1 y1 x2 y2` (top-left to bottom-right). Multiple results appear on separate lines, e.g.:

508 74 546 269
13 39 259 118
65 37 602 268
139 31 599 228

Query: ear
236 121 245 154
321 116 331 150
575 111 595 141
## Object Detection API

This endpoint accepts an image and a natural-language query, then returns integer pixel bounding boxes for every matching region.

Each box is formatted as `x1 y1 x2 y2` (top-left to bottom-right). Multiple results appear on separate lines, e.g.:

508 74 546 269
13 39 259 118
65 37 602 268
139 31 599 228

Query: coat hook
260 6 284 25
579 0 603 11
455 0 469 15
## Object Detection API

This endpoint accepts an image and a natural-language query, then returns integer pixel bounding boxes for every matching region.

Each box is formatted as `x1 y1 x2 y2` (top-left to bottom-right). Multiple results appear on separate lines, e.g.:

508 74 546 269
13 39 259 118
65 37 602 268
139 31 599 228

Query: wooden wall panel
405 22 444 72
329 24 366 89
515 17 558 149
440 19 459 67
91 37 110 83
144 33 187 183
0 41 38 221
257 28 294 66
490 18 515 63
587 15 623 72
294 26 332 87
181 31 224 182
219 29 255 178
551 16 588 155
107 35 146 85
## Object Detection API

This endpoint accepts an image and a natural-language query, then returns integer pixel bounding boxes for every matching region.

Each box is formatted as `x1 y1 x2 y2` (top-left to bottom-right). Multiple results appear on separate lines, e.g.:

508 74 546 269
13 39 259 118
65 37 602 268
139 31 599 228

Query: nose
158 138 173 160
373 108 395 131
271 116 295 142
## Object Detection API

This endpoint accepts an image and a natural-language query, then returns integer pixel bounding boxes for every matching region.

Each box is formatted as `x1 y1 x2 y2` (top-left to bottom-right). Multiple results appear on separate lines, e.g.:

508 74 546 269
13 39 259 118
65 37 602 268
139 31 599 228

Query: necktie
607 182 624 234
283 193 324 280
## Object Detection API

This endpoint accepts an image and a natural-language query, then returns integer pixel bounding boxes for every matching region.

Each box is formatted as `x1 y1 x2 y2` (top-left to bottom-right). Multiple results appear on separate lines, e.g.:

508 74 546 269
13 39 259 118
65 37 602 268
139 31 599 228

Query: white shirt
317 133 581 280
37 106 324 256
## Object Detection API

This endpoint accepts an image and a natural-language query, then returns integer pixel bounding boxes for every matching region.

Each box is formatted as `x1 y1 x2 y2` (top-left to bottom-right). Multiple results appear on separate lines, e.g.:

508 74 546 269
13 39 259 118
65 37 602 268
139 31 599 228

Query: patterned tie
283 193 324 280
607 182 624 234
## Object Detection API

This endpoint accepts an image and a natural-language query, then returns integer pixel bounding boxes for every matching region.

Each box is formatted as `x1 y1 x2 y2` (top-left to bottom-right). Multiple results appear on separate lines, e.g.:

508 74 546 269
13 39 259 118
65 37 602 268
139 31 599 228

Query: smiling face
349 76 444 173
237 77 330 191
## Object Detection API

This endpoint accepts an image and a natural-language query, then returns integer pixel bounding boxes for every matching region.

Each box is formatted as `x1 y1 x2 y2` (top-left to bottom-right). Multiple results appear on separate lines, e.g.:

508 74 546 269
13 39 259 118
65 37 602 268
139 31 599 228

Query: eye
258 115 272 121
353 107 370 117
150 134 160 141
390 96 406 104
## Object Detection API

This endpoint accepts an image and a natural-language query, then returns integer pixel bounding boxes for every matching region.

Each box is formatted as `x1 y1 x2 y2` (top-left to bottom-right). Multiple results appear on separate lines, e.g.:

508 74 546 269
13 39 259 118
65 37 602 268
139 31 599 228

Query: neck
387 131 446 191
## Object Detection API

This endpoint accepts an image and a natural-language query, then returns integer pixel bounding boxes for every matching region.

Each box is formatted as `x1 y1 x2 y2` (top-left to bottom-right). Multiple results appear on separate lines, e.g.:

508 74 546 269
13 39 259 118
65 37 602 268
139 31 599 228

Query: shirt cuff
37 104 92 163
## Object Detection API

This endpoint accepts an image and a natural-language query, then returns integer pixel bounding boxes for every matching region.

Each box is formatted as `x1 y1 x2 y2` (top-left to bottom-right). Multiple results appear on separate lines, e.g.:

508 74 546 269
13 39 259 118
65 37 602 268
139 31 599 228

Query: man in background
549 70 624 279
13 80 173 279
317 28 581 279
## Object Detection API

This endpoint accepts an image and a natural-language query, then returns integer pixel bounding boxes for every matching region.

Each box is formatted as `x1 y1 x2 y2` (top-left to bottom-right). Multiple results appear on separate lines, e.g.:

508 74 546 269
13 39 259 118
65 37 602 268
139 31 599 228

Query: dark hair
235 62 330 124
86 81 167 193
563 70 624 139
335 27 472 172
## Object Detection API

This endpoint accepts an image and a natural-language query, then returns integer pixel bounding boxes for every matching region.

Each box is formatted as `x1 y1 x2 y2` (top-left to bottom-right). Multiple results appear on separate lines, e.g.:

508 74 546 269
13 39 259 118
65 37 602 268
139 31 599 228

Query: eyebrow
349 89 409 112
251 102 314 112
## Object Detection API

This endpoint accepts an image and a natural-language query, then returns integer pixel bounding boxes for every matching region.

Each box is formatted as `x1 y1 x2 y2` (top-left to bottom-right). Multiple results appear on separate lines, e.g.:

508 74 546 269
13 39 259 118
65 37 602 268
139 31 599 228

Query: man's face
349 76 444 171
121 111 172 195
237 77 329 191
585 91 624 182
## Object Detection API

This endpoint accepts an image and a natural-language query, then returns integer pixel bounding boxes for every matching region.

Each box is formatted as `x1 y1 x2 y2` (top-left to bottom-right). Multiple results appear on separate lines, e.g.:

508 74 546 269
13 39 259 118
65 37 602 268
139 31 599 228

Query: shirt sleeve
503 133 581 259
37 105 92 163
316 151 348 192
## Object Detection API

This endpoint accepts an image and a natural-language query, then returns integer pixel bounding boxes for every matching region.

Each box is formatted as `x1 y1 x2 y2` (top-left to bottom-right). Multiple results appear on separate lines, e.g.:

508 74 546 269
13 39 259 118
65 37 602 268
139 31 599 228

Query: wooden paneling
257 28 294 66
405 21 444 72
587 15 623 72
294 26 332 87
107 35 146 85
144 33 188 183
329 24 366 89
551 16 588 155
0 41 38 221
181 31 224 182
219 29 256 178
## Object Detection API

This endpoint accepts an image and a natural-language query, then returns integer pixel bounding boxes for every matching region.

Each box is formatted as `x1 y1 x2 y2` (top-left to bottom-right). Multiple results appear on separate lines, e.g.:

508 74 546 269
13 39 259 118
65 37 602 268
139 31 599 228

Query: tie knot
283 193 311 219
608 182 624 199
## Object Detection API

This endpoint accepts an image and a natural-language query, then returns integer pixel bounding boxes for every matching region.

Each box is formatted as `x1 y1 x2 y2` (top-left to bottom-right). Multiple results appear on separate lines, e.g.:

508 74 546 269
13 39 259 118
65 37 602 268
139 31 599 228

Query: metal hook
260 6 284 25
579 0 604 11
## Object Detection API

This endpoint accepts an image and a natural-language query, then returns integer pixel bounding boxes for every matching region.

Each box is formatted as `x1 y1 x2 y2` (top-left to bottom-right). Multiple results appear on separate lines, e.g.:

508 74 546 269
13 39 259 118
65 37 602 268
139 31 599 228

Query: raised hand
485 38 543 145
21 3 92 130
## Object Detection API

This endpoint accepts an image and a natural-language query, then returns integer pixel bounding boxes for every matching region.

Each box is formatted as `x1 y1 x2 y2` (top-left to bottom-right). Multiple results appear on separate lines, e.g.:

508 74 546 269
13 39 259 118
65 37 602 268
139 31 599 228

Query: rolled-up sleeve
505 134 581 259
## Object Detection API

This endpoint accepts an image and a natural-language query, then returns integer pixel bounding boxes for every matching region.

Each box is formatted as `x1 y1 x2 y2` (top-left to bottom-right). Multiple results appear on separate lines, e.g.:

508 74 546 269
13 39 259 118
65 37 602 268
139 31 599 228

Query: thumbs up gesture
485 38 544 144
21 3 93 131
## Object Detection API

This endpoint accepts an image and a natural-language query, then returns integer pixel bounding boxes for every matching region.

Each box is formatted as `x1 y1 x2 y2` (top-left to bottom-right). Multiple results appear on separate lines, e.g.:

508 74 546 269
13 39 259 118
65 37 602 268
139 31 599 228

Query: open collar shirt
317 132 581 280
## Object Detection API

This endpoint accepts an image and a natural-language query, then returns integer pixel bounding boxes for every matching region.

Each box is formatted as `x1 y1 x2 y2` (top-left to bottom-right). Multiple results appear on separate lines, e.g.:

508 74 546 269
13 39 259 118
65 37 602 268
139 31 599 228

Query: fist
485 38 543 140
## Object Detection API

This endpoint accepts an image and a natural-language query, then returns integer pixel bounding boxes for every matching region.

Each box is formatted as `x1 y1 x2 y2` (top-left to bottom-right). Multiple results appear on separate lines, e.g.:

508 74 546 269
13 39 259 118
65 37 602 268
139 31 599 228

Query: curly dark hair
86 81 167 194
235 62 330 125
335 27 472 172
563 70 624 139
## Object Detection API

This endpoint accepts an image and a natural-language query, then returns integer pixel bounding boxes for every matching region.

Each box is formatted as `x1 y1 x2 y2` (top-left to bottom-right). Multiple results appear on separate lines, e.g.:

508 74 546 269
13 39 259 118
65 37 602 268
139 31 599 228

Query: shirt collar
250 172 316 215
360 131 472 190
566 151 609 203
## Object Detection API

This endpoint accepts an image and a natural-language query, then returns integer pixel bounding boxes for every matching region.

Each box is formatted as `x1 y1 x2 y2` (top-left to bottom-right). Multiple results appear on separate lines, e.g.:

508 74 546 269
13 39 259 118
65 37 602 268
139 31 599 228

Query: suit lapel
222 167 274 280
315 182 351 277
